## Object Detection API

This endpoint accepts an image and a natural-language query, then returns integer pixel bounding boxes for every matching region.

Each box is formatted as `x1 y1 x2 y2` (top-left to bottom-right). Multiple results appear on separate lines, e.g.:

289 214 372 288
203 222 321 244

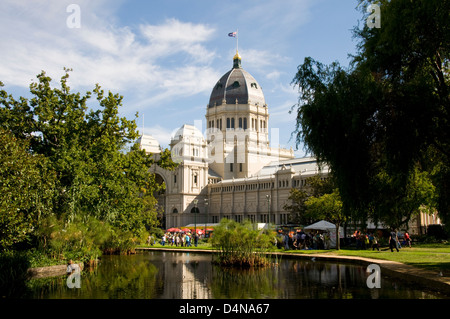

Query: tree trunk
335 223 340 250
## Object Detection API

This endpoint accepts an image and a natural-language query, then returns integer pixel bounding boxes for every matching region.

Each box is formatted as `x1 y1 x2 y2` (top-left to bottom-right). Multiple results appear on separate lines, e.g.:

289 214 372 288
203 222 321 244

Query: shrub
210 219 273 268
427 224 448 240
0 251 31 298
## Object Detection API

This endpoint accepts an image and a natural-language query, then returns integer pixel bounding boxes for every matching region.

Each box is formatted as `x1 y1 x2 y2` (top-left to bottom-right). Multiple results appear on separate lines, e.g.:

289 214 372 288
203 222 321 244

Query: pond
24 250 449 299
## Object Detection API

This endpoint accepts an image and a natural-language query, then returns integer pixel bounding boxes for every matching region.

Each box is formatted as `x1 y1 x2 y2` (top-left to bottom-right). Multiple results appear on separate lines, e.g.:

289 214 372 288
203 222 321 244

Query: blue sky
0 0 365 156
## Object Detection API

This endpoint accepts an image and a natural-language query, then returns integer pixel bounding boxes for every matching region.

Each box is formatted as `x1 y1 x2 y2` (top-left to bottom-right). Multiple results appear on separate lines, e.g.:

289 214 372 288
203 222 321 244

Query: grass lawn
324 243 450 274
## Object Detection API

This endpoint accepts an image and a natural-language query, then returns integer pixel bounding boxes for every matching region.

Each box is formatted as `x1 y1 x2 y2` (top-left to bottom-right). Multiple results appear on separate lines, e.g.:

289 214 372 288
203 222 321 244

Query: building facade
137 52 440 234
137 52 329 229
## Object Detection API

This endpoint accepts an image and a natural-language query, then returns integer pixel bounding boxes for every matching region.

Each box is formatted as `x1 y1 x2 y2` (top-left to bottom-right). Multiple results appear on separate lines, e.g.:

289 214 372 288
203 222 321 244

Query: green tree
1 69 177 251
371 166 437 230
291 0 448 230
283 188 309 225
284 175 335 225
0 128 55 249
305 189 345 250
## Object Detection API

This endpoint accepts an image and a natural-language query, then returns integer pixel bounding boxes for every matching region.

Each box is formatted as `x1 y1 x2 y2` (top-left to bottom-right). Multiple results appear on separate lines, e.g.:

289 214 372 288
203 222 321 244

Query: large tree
0 70 176 245
0 128 55 249
291 0 448 229
284 175 335 225
305 189 345 250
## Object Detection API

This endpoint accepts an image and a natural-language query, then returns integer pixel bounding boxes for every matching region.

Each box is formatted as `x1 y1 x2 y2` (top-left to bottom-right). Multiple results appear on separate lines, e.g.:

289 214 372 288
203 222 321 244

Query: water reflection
25 251 447 299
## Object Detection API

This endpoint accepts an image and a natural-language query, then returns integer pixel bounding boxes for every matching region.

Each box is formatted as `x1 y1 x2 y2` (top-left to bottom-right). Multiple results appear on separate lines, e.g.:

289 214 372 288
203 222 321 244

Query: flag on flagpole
228 31 237 37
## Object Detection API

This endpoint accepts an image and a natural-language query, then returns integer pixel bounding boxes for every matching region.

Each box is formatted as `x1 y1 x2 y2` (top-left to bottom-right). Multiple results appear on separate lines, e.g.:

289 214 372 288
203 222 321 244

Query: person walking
284 233 290 250
404 231 412 248
186 233 191 247
194 232 199 247
389 229 399 252
369 233 380 251
364 233 369 250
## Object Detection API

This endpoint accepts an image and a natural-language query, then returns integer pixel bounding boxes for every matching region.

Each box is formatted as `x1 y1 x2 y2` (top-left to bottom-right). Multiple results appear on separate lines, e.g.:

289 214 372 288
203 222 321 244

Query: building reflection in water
156 252 213 299
26 251 447 299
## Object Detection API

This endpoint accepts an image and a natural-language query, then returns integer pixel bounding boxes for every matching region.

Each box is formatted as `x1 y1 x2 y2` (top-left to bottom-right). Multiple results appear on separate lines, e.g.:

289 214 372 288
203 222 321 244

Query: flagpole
236 29 239 53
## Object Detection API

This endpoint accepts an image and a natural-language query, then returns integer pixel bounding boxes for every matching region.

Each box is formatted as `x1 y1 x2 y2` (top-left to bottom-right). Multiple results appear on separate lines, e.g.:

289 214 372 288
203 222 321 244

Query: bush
210 219 273 268
427 224 448 240
101 228 137 255
0 251 31 298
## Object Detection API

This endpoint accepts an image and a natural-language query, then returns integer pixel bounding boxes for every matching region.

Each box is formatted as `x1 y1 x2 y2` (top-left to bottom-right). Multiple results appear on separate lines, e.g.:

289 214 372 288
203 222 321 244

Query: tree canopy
0 70 176 251
291 0 449 230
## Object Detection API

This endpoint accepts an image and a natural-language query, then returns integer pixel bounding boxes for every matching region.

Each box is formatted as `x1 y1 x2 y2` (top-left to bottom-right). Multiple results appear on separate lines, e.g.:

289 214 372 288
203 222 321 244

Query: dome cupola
208 52 265 108
233 51 241 68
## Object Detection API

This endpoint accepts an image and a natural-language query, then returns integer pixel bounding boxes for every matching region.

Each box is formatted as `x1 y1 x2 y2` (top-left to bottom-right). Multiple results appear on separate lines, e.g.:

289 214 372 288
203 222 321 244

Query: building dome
208 52 266 108
170 124 207 162
171 124 204 143
136 134 161 154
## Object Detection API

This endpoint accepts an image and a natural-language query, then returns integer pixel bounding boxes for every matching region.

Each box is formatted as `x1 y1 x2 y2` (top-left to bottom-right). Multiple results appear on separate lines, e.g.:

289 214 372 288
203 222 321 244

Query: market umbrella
167 228 181 232
182 228 190 232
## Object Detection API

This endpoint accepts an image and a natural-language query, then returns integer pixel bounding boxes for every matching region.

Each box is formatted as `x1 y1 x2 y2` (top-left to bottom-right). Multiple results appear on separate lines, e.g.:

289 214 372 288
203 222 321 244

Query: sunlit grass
330 243 450 273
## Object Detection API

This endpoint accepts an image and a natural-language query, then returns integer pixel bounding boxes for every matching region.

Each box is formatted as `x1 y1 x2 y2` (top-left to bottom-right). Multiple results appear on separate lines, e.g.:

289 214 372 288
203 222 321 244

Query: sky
0 0 366 157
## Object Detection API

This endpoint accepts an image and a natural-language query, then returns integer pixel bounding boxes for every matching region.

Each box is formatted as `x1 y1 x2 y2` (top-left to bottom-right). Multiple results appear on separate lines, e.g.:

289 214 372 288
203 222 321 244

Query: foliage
283 188 309 225
305 189 344 224
283 175 334 225
0 69 177 258
427 224 449 241
0 250 31 298
210 219 274 268
0 128 56 249
305 189 345 250
291 0 448 230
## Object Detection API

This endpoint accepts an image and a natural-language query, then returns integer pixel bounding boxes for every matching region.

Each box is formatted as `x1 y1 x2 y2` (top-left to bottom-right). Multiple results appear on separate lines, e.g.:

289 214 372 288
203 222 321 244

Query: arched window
172 208 178 214
191 207 200 214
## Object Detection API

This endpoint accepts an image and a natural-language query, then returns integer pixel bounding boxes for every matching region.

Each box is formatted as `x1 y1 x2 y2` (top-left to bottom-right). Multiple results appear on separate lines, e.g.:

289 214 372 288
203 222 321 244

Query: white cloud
0 0 217 107
142 125 174 148
236 49 289 72
266 71 281 80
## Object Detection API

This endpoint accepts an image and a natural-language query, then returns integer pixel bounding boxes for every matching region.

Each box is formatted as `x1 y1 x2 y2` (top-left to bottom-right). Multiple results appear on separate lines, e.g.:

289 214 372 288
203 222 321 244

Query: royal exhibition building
136 52 440 235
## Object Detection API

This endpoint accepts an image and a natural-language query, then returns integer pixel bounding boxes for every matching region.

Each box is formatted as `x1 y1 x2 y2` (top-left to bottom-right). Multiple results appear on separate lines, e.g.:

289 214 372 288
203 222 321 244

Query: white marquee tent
304 220 344 248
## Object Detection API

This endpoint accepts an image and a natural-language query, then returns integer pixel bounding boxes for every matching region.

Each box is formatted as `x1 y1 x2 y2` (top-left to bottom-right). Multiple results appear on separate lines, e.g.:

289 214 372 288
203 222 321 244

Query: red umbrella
182 228 190 232
167 228 181 232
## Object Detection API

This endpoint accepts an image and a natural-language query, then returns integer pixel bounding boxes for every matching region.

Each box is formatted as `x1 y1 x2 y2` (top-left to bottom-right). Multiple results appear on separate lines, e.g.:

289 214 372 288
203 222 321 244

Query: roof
304 220 337 230
136 134 161 154
208 55 266 108
255 157 329 177
171 124 205 143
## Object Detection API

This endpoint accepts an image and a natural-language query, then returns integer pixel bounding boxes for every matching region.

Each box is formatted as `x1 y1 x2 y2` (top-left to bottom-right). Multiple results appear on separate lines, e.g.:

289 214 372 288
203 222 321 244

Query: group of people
156 231 199 247
353 229 412 252
353 230 380 251
276 228 413 252
276 229 331 250
388 229 412 252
